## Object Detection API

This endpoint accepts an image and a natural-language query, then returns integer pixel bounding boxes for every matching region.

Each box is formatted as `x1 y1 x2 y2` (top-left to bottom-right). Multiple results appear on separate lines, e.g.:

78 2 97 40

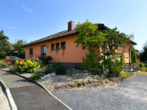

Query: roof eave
23 31 79 47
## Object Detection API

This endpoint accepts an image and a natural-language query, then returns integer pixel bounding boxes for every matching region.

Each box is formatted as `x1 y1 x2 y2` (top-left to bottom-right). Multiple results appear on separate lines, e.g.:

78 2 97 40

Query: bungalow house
23 21 136 69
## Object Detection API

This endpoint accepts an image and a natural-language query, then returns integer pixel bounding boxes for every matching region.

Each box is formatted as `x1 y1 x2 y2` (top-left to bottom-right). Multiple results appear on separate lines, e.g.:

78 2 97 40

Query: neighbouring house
23 21 136 70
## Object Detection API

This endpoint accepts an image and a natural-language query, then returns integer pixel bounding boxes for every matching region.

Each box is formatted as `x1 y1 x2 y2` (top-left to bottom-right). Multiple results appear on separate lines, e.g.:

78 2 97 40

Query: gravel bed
53 75 147 110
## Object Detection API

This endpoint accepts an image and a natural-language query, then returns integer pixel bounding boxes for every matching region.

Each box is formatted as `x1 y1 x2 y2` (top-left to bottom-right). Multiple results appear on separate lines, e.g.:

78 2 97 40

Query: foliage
119 72 133 78
140 41 147 62
105 55 125 77
0 30 11 59
42 56 52 64
35 63 67 75
30 73 43 81
74 81 84 87
54 64 67 75
67 67 76 76
34 64 54 74
10 40 26 59
75 20 128 76
9 68 16 72
139 62 145 68
82 50 103 75
131 46 137 63
15 59 40 73
0 60 10 68
140 67 147 72
97 77 104 82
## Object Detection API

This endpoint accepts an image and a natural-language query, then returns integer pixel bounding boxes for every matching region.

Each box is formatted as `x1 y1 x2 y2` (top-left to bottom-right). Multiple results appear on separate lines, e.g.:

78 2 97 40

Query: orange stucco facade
25 34 131 64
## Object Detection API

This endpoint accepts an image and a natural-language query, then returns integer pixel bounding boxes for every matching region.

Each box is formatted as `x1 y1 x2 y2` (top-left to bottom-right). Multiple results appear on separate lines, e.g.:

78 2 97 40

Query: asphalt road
53 75 147 110
0 70 70 110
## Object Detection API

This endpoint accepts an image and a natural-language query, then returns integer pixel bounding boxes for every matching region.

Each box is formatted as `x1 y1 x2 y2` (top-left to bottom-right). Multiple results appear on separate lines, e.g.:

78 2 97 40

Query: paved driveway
53 75 147 110
0 70 70 110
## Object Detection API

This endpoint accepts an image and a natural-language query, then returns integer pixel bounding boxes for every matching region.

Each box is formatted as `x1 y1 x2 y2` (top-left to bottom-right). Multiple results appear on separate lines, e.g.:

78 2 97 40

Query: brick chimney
68 21 75 31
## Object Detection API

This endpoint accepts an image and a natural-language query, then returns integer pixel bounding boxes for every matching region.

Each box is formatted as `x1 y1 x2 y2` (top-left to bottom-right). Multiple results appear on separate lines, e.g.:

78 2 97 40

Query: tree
12 40 26 58
75 20 106 74
75 20 128 76
131 46 137 63
0 30 11 59
102 28 128 76
140 41 147 62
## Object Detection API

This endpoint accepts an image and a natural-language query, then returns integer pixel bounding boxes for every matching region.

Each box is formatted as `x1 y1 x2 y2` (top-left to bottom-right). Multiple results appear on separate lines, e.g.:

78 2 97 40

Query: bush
41 56 52 64
97 77 104 82
105 55 125 77
67 67 76 76
9 68 16 72
15 59 40 73
81 50 103 75
145 64 147 67
139 63 145 68
74 81 84 87
0 60 10 68
30 73 43 81
54 64 67 75
140 67 147 72
35 64 54 74
119 72 133 78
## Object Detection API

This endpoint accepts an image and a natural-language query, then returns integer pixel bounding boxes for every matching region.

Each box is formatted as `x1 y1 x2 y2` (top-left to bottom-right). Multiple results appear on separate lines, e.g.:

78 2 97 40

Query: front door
41 45 47 59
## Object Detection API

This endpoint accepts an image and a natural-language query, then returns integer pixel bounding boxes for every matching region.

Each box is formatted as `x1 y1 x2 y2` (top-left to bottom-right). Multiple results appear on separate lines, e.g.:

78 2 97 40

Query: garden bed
20 72 128 92
39 74 128 92
1 67 136 92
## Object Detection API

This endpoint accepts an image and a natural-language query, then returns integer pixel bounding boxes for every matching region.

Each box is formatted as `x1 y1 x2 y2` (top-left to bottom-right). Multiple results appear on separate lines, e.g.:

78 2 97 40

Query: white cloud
20 5 34 14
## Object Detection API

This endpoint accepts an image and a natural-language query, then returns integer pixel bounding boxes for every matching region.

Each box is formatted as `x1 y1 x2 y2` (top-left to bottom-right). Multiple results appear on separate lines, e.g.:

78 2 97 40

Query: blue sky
0 0 147 51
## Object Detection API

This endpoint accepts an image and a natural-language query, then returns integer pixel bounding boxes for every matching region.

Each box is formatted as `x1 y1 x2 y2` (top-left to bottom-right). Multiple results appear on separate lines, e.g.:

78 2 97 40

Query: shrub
106 55 125 77
41 56 52 64
26 59 40 73
30 73 43 81
140 67 147 72
74 81 84 87
54 64 67 75
81 50 103 75
35 64 54 74
9 68 16 72
97 77 104 82
0 60 10 68
15 59 40 73
119 72 133 78
139 63 145 68
145 64 147 67
67 67 76 76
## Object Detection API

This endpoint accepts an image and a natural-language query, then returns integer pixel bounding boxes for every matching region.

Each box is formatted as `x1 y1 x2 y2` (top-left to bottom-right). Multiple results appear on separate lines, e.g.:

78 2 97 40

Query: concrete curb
0 79 17 110
9 71 72 110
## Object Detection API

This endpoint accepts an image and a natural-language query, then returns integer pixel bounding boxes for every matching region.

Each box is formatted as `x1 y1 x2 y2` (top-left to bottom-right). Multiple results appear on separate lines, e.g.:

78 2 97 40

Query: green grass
97 77 104 82
119 72 134 78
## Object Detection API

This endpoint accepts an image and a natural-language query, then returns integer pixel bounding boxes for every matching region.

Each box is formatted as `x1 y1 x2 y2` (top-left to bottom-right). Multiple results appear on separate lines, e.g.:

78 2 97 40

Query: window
51 44 55 50
41 45 47 59
30 48 33 57
56 43 60 50
61 41 66 49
